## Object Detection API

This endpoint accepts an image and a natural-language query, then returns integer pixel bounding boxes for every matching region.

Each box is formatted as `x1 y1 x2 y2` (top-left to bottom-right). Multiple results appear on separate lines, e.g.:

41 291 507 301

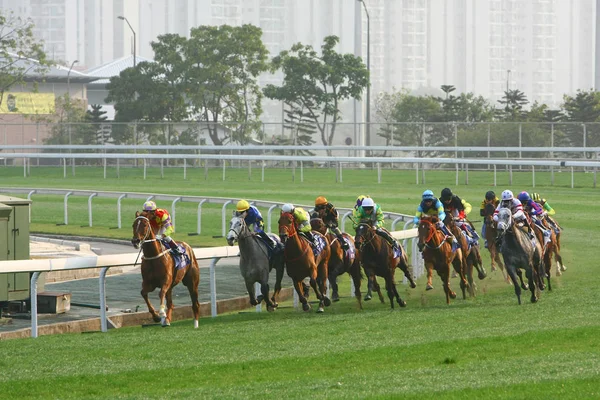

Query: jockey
439 187 479 245
354 197 401 252
142 200 184 254
493 190 535 239
414 189 457 246
314 196 349 250
352 194 369 221
479 190 500 248
531 192 560 233
281 203 319 247
517 191 551 245
236 200 281 252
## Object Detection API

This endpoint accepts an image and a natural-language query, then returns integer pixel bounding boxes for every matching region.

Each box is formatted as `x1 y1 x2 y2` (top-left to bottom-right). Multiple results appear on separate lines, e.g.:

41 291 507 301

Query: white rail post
196 199 207 234
117 194 127 229
30 272 41 338
27 190 36 223
143 159 147 180
210 257 221 317
221 200 233 237
171 197 182 229
100 267 109 332
255 282 262 312
267 204 280 234
183 158 187 180
341 211 353 233
64 192 73 225
63 158 67 178
88 193 98 227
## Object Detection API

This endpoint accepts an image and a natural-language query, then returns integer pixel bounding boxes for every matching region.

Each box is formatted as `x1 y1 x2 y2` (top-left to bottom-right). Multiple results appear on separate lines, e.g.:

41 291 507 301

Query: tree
496 89 529 121
0 10 51 110
86 104 110 144
264 35 369 150
561 89 600 148
391 92 443 152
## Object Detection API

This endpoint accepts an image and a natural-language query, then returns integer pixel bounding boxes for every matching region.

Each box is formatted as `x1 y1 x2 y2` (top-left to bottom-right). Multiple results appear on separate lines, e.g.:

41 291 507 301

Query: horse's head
132 211 153 248
354 222 375 249
496 208 512 235
483 202 496 225
278 212 296 244
310 217 327 235
226 212 247 246
417 216 436 251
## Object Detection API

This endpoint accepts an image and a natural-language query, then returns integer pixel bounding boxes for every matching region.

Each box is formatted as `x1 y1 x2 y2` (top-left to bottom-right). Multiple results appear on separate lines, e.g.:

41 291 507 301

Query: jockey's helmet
315 196 328 206
356 194 367 207
361 197 375 211
485 191 496 201
531 192 541 202
517 191 531 203
236 199 250 212
422 190 434 201
440 188 453 202
501 190 514 201
281 203 294 213
143 201 157 211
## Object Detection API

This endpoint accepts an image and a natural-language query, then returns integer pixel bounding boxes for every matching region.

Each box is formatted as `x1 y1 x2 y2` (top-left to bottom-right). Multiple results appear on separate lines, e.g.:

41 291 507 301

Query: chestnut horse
444 216 487 297
310 218 363 308
131 212 200 327
416 216 466 304
537 217 566 286
278 212 331 312
483 203 509 283
354 222 416 309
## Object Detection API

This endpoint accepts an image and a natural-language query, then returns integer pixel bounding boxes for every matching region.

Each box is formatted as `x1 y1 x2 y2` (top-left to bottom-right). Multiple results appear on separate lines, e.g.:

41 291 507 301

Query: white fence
0 227 419 338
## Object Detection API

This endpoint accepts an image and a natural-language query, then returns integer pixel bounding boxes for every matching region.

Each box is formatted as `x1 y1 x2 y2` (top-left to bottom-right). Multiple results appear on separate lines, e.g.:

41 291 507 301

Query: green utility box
0 195 31 302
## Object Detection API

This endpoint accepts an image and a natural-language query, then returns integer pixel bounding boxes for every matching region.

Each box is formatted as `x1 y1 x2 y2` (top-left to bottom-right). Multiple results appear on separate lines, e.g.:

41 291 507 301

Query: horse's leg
472 246 487 280
244 279 258 306
182 262 200 328
384 275 396 309
526 265 538 303
141 282 161 323
349 262 363 310
293 280 311 312
426 262 434 290
260 281 276 312
270 258 285 307
398 257 417 289
453 254 468 300
516 268 529 291
554 246 565 277
328 274 339 302
310 275 326 313
495 251 510 283
466 255 476 298
364 274 374 301
158 284 170 326
164 289 174 327
505 266 522 305
372 276 385 303
437 266 454 304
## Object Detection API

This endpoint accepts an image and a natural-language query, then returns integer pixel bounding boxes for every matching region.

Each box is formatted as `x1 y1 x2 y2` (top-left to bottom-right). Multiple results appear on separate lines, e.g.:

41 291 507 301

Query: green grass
0 165 599 399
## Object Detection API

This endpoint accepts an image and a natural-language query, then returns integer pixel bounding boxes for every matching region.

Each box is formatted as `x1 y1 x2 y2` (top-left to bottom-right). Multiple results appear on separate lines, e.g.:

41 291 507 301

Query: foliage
42 95 91 147
561 89 600 149
496 89 529 121
264 36 369 148
0 10 51 109
86 104 111 144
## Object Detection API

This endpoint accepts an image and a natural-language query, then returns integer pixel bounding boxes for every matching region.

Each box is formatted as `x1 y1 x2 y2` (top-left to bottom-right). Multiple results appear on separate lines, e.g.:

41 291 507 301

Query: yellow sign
0 92 55 114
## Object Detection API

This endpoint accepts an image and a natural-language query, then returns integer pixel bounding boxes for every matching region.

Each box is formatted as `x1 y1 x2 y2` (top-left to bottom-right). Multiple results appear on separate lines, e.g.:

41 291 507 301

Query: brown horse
532 216 565 291
131 212 200 327
278 212 331 312
417 216 466 304
483 203 509 283
444 216 486 297
310 218 363 308
354 222 416 309
540 217 566 278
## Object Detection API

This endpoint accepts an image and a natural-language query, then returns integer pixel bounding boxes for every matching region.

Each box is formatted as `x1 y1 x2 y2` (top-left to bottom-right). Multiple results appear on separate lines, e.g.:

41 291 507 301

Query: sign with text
0 92 55 114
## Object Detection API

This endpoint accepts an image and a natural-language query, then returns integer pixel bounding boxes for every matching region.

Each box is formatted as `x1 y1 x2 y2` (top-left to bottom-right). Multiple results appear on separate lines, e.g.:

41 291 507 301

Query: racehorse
354 222 416 309
310 217 363 308
495 208 544 304
226 213 285 311
278 212 331 312
131 212 200 327
538 217 566 283
444 216 487 297
483 203 509 283
416 216 467 304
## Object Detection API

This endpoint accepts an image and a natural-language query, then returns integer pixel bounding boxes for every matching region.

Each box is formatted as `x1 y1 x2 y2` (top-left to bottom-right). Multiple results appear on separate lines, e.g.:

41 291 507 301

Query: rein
134 215 169 262
280 220 311 263
419 220 448 250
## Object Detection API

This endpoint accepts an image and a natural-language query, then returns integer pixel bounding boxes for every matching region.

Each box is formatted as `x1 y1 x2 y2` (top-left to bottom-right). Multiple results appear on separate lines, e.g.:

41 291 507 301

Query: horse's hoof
364 294 372 301
332 293 340 302
449 292 457 299
399 300 407 308
317 307 325 313
323 297 332 307
426 284 434 291
152 316 161 323
302 303 311 312
491 266 497 272
161 318 170 327
267 305 275 312
531 296 538 303
521 284 529 291
560 264 567 272
410 282 417 289
556 270 562 277
194 320 199 329
256 295 264 304
478 272 487 280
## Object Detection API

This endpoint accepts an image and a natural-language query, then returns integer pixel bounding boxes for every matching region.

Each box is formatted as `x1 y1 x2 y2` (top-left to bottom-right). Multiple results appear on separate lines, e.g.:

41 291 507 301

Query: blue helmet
517 191 530 203
422 190 434 200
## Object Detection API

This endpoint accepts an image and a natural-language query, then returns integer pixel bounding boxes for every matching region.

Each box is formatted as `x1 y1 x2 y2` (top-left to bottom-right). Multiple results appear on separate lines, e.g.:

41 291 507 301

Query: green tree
0 10 51 110
561 89 600 148
264 35 369 149
86 104 110 144
391 92 443 153
496 89 529 121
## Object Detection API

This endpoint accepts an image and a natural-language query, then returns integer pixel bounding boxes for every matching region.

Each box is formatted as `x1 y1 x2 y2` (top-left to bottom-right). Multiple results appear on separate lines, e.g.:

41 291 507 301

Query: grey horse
226 214 285 311
496 208 544 305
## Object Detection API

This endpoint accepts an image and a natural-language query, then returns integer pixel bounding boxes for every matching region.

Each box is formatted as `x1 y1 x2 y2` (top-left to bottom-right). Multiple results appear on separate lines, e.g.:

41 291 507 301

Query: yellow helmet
236 199 250 212
315 196 328 206
356 194 368 207
531 193 541 202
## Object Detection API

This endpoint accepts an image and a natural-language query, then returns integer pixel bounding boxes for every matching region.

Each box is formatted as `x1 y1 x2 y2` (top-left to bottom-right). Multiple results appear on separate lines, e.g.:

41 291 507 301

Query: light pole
67 59 79 97
358 0 370 152
506 69 511 93
118 16 136 67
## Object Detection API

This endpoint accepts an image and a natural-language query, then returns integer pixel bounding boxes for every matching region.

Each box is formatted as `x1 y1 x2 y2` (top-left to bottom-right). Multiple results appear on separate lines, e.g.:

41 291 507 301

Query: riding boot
332 227 349 250
305 231 318 248
258 231 279 253
378 229 400 253
168 240 184 255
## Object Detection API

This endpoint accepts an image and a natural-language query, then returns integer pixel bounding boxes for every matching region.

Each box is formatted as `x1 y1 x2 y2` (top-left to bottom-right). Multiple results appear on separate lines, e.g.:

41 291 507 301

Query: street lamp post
67 59 79 98
358 0 370 152
118 16 136 67
506 69 511 93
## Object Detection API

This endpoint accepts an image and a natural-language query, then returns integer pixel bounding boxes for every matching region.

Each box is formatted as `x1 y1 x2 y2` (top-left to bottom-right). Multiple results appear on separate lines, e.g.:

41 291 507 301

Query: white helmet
281 203 294 213
361 197 375 207
501 190 514 201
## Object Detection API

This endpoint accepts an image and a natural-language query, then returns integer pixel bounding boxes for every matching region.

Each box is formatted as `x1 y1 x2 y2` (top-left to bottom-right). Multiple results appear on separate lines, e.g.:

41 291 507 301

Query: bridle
355 223 376 251
228 216 253 241
419 219 447 250
133 215 170 261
